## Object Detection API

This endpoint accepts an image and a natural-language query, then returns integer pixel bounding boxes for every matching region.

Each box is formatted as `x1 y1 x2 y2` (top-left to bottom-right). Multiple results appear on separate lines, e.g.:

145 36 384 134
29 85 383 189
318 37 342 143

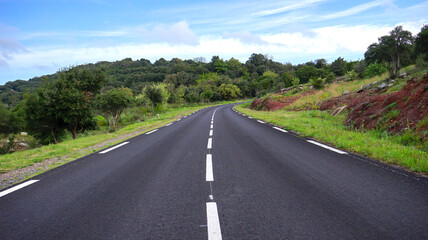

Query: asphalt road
1 104 427 239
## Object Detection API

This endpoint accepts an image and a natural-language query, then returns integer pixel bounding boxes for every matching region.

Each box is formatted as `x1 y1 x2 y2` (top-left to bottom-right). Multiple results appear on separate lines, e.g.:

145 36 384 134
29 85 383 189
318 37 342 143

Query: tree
259 70 279 90
218 84 241 100
143 84 163 114
415 25 428 61
295 65 318 83
330 57 346 76
365 26 413 78
52 68 104 139
365 63 388 78
0 104 12 134
24 92 66 144
95 88 133 132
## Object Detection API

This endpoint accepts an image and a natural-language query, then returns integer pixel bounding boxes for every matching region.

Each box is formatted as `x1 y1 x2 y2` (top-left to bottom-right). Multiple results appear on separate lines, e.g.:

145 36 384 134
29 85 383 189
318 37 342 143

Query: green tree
143 84 163 114
53 68 104 139
415 25 428 61
24 92 66 144
95 88 133 132
281 72 294 87
0 104 11 135
330 57 346 76
260 70 279 90
295 65 318 83
365 26 413 78
218 84 241 100
364 63 388 78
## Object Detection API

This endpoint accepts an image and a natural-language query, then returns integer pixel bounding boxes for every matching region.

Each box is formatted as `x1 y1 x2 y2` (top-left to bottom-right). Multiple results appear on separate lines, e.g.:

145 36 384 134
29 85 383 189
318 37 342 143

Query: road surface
1 104 427 239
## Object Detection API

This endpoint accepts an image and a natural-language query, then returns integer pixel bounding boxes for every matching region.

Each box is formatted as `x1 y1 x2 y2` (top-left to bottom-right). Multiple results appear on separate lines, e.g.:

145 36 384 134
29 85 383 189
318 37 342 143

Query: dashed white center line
145 129 158 135
206 154 214 181
0 180 39 198
307 140 348 154
273 126 288 133
210 124 213 129
99 142 129 154
257 120 265 124
207 138 212 149
207 202 222 240
209 130 213 136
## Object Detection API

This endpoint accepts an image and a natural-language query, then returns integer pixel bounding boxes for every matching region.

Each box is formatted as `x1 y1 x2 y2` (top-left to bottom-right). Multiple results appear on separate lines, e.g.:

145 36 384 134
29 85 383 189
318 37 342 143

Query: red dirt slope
320 75 428 136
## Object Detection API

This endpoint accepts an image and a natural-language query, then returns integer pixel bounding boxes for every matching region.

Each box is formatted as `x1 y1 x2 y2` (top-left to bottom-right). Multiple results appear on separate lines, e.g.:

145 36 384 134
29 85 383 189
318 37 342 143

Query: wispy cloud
253 0 326 17
321 0 395 20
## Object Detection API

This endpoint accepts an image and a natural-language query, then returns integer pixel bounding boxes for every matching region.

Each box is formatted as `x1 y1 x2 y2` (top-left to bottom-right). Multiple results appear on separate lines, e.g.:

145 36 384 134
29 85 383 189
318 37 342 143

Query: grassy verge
0 101 237 174
286 73 388 110
235 104 428 173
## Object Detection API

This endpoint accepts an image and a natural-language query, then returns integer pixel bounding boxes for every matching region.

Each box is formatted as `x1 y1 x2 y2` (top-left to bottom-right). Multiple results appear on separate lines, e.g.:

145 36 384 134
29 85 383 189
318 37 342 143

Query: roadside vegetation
239 25 428 174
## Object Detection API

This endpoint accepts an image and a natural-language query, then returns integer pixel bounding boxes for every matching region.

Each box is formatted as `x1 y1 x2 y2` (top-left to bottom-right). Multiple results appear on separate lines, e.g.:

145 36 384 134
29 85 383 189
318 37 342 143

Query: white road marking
273 127 288 133
210 124 213 129
206 154 214 181
307 140 348 154
257 120 265 124
211 121 214 124
176 119 181 121
0 180 39 198
207 138 212 149
165 123 173 126
248 117 253 119
145 129 158 135
209 130 213 136
206 202 222 240
99 142 129 154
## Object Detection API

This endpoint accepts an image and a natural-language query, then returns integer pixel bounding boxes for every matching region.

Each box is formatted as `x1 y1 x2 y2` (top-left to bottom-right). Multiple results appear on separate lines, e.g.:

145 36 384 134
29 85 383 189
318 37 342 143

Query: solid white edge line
273 126 288 133
207 138 212 149
99 142 129 154
307 140 348 154
0 180 39 198
206 154 214 181
145 129 158 135
248 117 253 119
257 120 265 124
207 202 222 240
166 123 173 126
209 130 213 136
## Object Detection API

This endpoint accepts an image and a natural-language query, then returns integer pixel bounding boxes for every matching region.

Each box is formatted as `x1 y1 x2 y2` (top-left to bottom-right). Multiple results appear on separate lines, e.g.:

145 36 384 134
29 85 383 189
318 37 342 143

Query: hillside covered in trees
0 25 427 150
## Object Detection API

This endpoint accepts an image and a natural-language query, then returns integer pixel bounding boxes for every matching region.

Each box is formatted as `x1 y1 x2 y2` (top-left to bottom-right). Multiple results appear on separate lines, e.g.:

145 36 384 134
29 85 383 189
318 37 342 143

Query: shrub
325 72 335 84
310 77 324 89
344 70 358 81
365 63 388 78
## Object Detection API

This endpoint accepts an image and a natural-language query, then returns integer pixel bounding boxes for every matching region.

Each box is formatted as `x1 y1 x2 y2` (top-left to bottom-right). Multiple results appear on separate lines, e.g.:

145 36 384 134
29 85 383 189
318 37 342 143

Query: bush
345 70 358 81
365 63 388 78
325 73 335 84
310 77 324 89
292 77 300 87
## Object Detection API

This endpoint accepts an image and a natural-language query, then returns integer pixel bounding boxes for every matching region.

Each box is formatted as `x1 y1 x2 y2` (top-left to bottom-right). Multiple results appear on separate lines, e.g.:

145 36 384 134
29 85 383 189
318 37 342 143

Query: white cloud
136 21 199 45
223 31 267 44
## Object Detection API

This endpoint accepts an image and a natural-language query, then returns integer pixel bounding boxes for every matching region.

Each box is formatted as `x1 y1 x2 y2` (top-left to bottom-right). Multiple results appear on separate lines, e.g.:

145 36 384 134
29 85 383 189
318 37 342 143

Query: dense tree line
0 25 427 145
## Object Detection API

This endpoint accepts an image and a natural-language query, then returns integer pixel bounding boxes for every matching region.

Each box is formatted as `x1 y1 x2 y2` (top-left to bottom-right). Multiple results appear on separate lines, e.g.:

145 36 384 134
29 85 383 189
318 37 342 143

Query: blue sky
0 0 427 84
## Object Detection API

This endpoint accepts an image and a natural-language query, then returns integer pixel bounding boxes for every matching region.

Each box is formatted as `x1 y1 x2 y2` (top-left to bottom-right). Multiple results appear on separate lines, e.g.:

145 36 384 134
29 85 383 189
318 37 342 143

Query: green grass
286 73 388 110
235 105 428 173
0 100 240 174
